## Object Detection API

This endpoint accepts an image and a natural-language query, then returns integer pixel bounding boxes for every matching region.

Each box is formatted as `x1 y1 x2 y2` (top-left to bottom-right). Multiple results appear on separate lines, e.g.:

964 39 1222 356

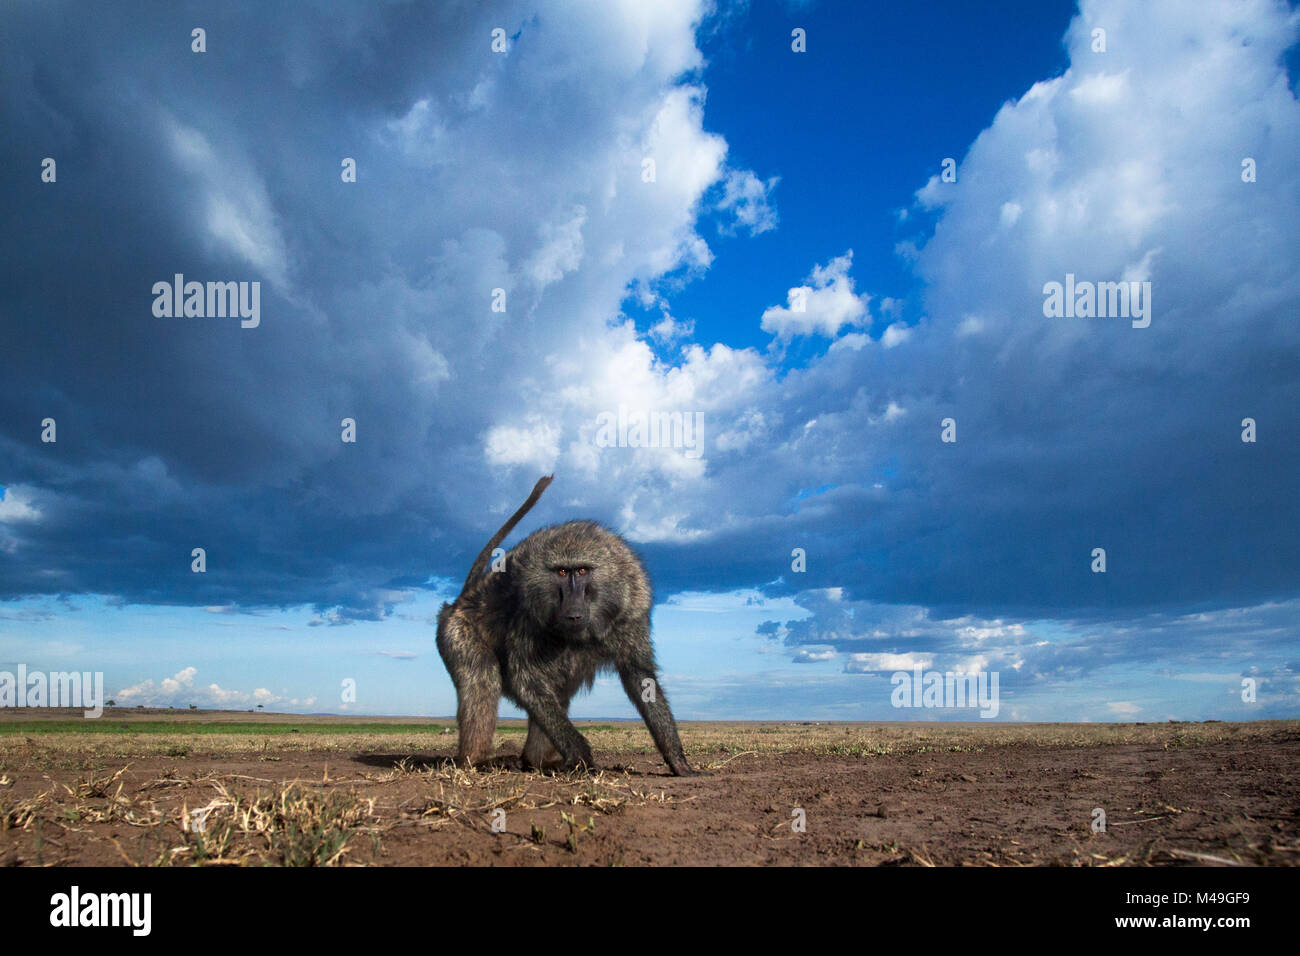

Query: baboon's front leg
508 666 594 771
617 620 700 776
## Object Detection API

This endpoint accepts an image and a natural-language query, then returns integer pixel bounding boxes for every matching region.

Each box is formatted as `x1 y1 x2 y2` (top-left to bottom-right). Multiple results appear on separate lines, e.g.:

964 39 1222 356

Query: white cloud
114 666 314 710
828 332 868 352
163 114 289 287
0 486 41 555
714 168 780 235
1070 70 1130 107
524 206 588 287
868 401 906 425
381 97 449 166
908 0 1300 349
0 486 40 523
484 419 561 471
760 250 870 341
881 322 911 347
648 311 695 343
845 652 933 673
633 85 729 276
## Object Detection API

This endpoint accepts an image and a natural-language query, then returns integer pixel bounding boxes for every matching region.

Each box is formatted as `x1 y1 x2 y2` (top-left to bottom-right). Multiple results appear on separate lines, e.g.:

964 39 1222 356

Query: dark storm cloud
0 0 721 612
1 0 1298 670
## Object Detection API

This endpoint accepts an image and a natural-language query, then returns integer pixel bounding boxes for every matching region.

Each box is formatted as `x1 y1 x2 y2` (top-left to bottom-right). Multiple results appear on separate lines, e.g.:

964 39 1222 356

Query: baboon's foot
455 751 495 771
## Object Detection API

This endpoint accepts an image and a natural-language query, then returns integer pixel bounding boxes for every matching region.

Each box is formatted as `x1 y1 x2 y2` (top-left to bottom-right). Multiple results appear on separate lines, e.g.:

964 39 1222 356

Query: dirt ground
1 716 1296 866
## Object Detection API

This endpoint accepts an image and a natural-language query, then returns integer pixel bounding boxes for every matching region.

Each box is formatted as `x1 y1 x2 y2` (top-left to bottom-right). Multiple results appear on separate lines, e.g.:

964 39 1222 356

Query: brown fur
436 481 698 775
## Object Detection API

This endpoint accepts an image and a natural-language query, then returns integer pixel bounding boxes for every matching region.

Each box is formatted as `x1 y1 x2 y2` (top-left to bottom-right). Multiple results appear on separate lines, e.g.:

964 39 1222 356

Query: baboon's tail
458 475 553 598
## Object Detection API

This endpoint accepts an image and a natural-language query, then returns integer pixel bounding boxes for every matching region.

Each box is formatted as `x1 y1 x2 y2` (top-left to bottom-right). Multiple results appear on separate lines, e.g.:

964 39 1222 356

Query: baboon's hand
563 739 596 772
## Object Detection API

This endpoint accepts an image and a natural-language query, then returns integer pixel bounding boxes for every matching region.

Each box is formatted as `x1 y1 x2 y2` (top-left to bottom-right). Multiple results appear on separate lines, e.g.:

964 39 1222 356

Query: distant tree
257 704 264 710
106 699 116 707
188 703 197 710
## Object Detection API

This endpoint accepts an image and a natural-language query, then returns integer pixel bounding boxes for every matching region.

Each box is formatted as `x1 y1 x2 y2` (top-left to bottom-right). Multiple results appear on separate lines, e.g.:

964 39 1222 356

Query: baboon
436 475 700 776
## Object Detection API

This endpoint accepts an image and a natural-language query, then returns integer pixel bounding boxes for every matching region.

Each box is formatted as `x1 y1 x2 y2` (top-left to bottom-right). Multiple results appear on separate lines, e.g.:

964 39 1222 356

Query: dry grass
0 717 1294 866
0 764 382 866
0 754 682 866
679 719 1291 758
398 760 668 830
169 781 378 866
0 788 49 832
3 717 1289 767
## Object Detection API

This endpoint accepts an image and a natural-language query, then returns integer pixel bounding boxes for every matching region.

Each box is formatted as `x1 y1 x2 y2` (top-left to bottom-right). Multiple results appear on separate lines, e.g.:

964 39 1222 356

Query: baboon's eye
557 568 568 577
577 567 588 576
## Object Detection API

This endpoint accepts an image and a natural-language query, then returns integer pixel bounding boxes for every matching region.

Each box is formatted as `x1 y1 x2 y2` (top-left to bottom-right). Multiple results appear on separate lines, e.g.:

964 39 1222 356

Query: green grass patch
0 721 453 736
0 721 621 737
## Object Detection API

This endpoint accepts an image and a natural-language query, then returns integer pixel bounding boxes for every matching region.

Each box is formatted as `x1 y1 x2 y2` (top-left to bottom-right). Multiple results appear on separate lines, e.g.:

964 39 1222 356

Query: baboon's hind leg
454 671 500 766
437 615 500 766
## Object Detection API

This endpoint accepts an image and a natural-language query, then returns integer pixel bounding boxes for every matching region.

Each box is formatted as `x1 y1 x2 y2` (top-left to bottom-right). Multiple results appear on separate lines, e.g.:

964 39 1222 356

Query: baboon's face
551 565 593 633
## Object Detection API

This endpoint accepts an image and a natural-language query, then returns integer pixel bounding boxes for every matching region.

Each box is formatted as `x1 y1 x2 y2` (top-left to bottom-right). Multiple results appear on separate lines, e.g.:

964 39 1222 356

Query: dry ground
0 710 1295 866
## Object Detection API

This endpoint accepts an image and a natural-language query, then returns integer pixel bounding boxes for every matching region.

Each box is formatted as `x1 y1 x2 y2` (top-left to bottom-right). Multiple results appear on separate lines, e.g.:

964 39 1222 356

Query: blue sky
2 0 1298 722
